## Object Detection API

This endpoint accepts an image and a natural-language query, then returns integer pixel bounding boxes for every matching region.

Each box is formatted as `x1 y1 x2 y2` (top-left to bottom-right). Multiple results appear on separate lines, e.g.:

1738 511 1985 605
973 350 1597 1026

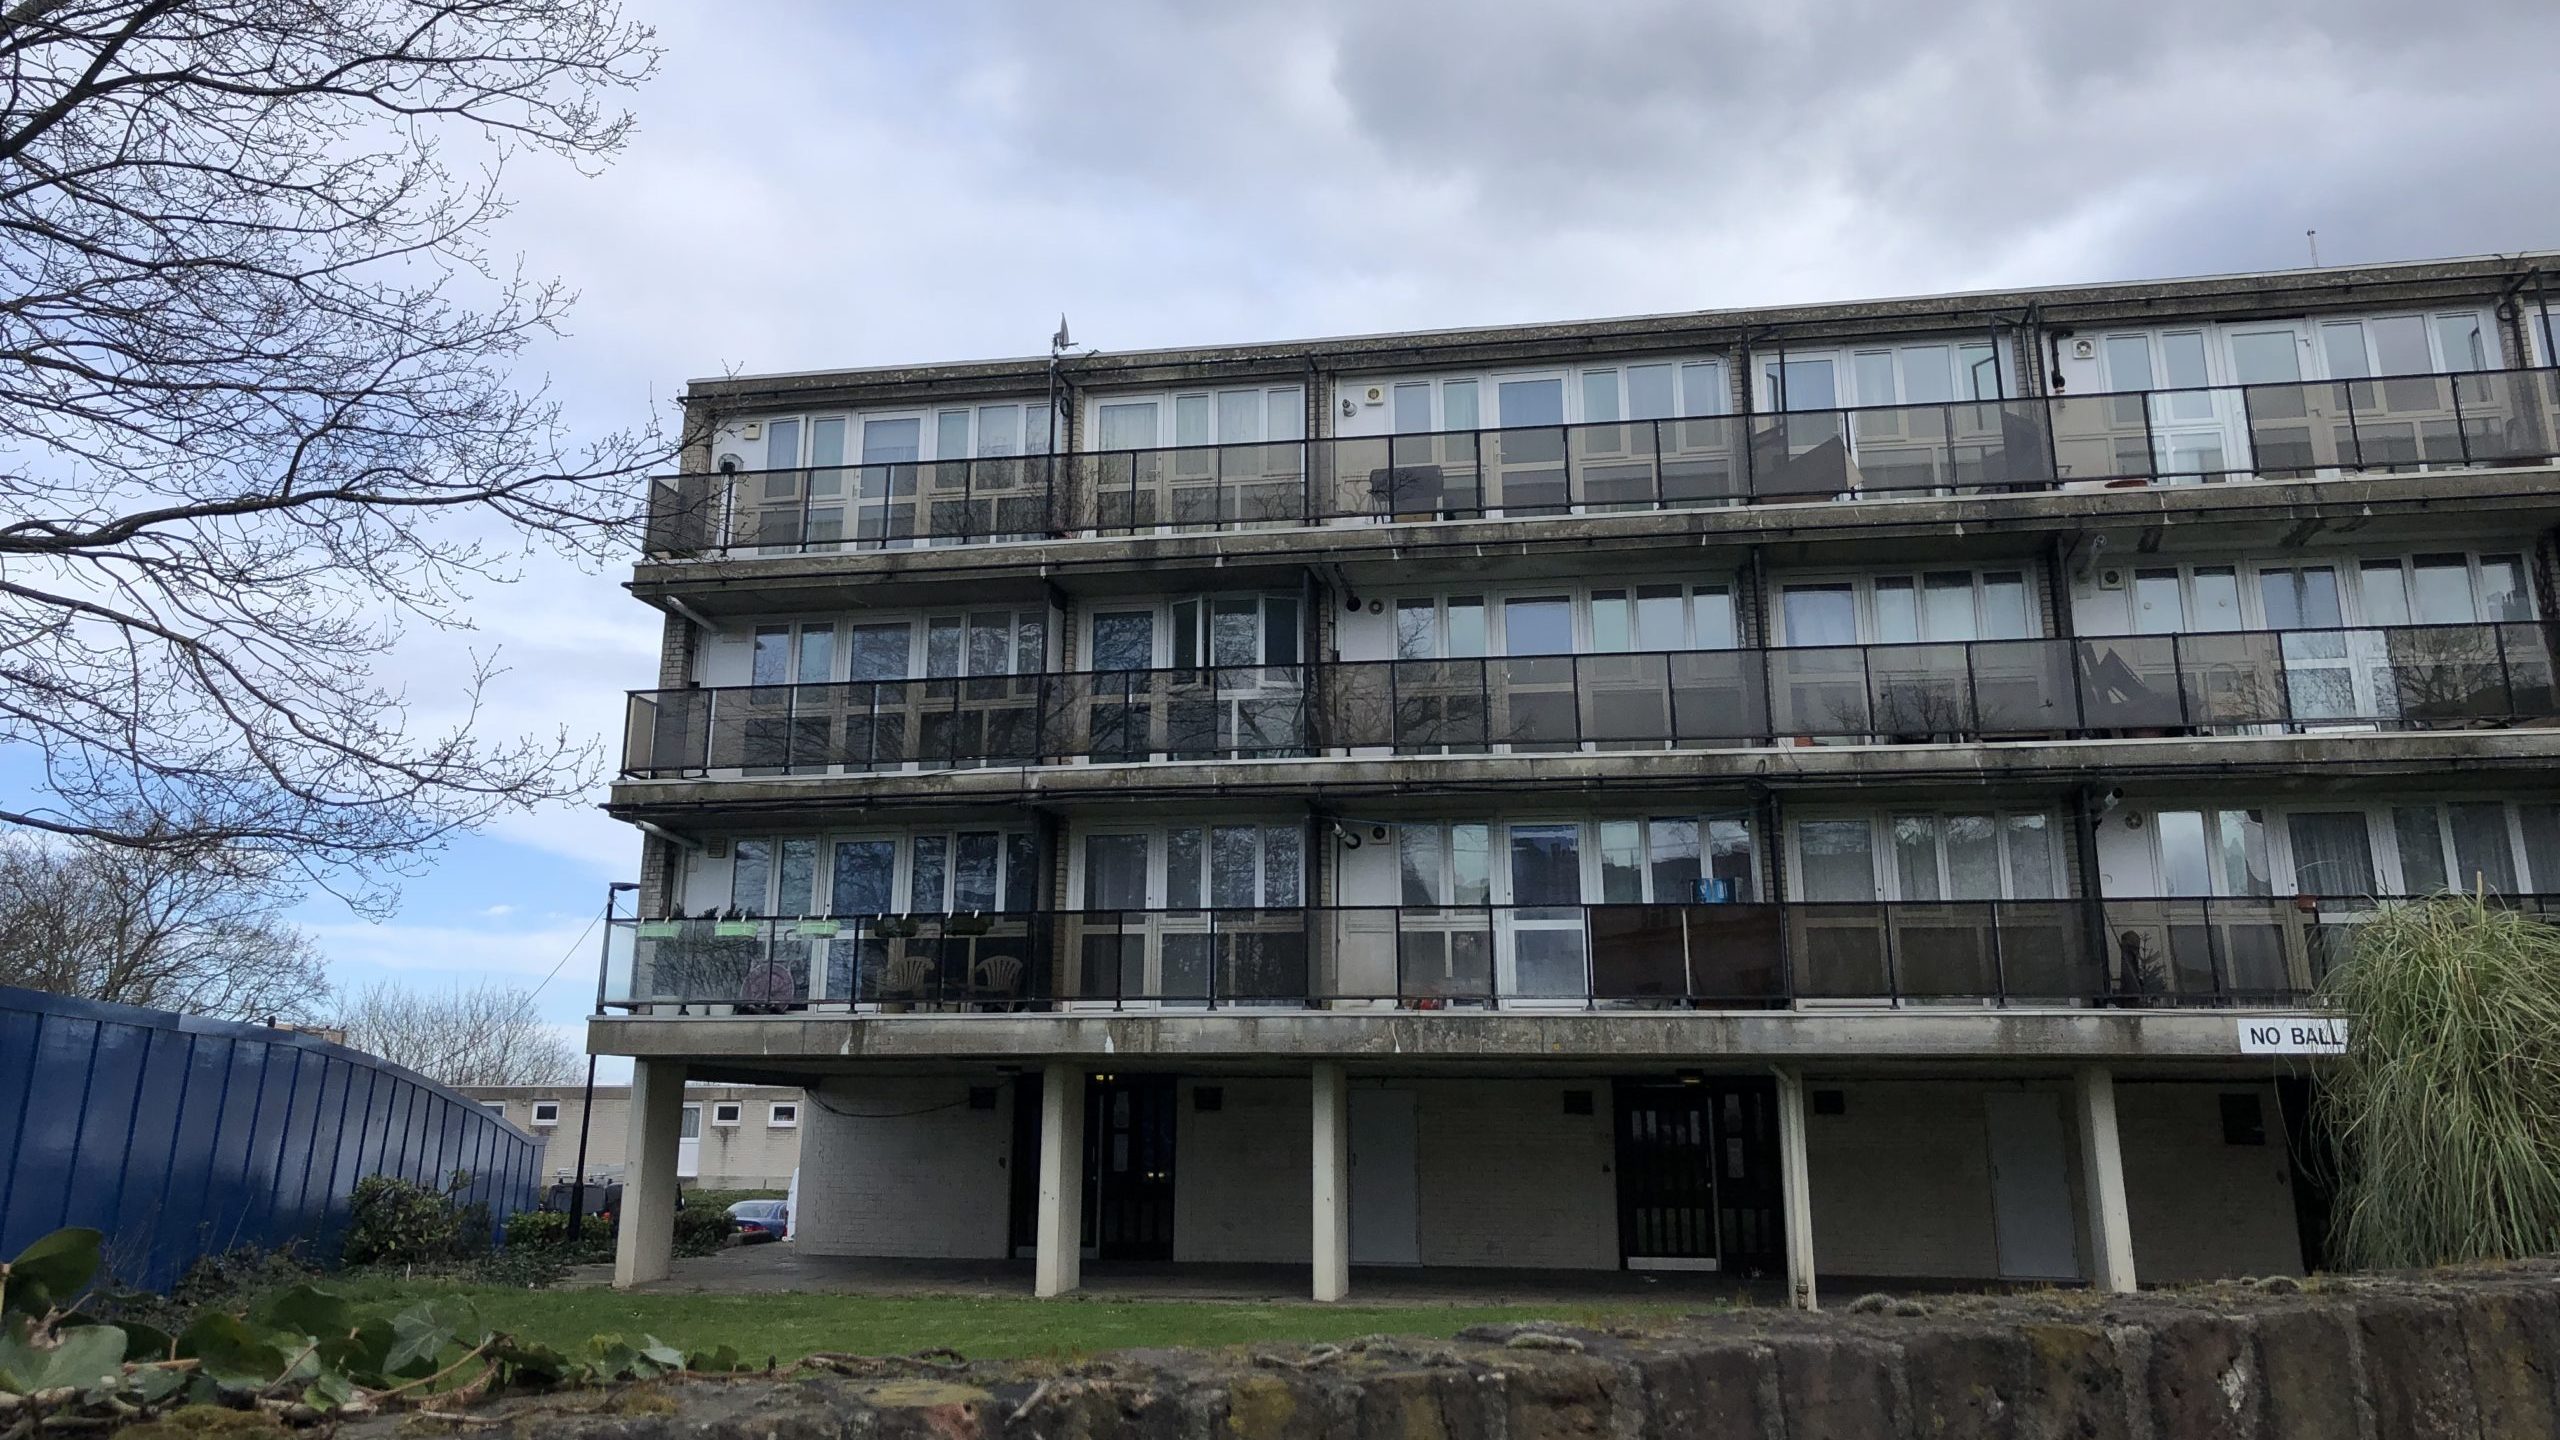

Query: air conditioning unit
2097 566 2128 590
738 420 762 440
2071 338 2097 361
1361 385 1386 406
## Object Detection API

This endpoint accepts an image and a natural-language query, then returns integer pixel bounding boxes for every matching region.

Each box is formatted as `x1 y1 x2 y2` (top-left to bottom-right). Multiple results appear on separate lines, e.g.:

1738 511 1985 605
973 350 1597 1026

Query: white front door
1984 1092 2079 1280
1349 1089 1421 1265
678 1103 703 1180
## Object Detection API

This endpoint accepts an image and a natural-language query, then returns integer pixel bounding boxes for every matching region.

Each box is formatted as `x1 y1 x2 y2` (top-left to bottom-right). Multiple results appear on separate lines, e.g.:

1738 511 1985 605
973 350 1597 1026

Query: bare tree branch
0 822 334 1021
0 0 666 910
335 975 578 1086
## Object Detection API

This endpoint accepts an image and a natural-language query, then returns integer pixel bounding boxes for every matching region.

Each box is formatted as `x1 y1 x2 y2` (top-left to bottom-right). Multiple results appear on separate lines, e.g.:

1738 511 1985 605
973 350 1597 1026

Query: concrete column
1311 1062 1350 1302
1033 1063 1085 1298
1773 1065 1817 1311
612 1058 687 1288
2075 1066 2138 1293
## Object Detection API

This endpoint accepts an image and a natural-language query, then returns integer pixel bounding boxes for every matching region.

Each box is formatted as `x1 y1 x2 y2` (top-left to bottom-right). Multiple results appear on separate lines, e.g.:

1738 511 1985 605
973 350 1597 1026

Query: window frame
529 1101 561 1127
767 1102 800 1129
1771 568 2039 646
710 1101 743 1127
1785 809 2063 903
1084 385 1306 453
1353 356 1731 435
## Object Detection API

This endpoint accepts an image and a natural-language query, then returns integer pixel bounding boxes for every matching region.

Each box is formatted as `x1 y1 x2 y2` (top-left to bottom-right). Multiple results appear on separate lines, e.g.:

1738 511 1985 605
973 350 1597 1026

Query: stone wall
459 1264 2560 1440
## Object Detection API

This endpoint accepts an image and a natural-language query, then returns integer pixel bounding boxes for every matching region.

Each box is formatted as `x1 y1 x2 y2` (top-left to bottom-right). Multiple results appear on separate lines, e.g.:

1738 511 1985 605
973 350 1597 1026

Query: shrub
2318 893 2560 1268
503 1209 611 1266
672 1207 733 1257
341 1172 489 1267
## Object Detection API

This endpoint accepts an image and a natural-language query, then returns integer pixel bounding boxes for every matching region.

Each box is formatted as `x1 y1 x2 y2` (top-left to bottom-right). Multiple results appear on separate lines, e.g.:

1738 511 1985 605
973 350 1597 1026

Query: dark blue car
726 1198 789 1242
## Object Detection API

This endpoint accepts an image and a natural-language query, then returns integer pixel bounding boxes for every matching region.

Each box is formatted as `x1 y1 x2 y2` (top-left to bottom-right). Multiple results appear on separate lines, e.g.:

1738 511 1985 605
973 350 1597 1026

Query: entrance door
2256 565 2366 724
1614 1079 1783 1274
1084 1073 1176 1260
1349 1089 1420 1265
1983 1092 2080 1280
2224 325 2311 478
678 1103 702 1180
1614 1084 1719 1270
1502 823 1587 1002
857 414 922 543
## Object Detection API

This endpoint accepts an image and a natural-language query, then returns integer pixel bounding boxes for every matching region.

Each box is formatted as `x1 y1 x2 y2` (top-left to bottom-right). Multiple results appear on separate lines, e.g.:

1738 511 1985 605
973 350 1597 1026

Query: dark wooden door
1084 1073 1176 1260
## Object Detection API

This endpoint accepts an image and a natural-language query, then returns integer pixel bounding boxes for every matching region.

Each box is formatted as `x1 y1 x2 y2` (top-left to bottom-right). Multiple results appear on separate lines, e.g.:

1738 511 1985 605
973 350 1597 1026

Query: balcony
642 366 2560 557
601 896 2555 1013
621 622 2558 778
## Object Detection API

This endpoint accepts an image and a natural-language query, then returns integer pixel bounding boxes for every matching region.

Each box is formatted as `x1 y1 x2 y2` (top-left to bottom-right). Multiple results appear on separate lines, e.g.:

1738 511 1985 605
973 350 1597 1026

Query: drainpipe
2072 784 2113 998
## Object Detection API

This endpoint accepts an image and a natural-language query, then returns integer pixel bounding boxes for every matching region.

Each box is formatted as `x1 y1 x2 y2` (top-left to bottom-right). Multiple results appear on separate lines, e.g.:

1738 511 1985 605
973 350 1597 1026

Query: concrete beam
1311 1062 1350 1302
1774 1065 1817 1311
1034 1063 1085 1298
2076 1066 2139 1293
612 1058 687 1288
607 726 2560 818
631 465 2560 609
592 1006 2330 1067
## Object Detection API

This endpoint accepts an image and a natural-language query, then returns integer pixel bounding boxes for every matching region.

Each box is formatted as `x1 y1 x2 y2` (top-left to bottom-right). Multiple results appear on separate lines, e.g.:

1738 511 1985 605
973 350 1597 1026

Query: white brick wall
794 1077 1011 1259
2120 1081 2302 1281
1414 1079 1617 1269
1174 1078 1311 1264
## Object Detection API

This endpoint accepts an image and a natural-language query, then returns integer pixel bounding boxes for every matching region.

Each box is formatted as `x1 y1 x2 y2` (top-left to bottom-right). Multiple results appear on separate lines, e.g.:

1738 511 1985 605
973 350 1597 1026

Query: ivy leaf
3 1230 104 1314
176 1312 287 1389
128 1366 186 1404
382 1307 455 1377
259 1285 353 1343
0 1323 127 1394
689 1343 742 1373
303 1369 361 1412
638 1337 686 1374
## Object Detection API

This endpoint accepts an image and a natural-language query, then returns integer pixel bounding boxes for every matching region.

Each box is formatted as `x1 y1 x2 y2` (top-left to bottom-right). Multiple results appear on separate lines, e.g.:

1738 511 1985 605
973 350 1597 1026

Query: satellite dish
1052 314 1073 353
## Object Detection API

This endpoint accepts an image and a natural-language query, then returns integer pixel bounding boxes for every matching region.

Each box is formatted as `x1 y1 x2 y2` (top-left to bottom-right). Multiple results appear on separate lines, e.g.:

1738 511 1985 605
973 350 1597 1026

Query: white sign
2237 1017 2350 1055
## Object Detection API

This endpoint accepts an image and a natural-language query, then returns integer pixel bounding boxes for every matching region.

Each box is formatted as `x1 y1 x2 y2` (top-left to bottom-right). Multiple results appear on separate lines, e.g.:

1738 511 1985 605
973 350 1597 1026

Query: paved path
570 1243 1770 1305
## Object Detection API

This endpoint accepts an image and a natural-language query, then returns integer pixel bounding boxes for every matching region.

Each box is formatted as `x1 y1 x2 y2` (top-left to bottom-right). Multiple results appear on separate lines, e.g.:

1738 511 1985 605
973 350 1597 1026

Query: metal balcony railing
600 895 2560 1013
620 622 2557 777
641 366 2560 556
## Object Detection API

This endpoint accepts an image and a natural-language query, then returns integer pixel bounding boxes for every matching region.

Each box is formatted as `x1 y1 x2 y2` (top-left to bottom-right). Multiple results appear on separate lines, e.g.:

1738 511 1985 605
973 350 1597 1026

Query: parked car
726 1198 789 1243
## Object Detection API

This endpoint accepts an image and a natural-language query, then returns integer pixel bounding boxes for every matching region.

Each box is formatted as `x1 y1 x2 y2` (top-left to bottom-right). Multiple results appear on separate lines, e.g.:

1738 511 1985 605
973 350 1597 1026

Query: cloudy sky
304 0 2560 1070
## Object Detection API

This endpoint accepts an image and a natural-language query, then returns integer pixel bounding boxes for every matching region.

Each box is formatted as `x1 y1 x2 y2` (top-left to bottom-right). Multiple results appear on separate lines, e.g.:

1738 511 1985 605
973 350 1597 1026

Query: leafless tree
336 977 578 1086
0 2 665 912
0 826 333 1021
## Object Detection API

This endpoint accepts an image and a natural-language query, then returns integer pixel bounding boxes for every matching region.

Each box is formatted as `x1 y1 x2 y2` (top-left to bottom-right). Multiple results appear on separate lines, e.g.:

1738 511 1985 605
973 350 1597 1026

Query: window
1086 594 1300 670
1777 571 2034 645
712 830 1036 918
530 1101 560 1126
2314 311 2494 377
479 1101 507 1116
1375 360 1725 434
2151 810 2272 897
680 1104 701 1140
756 401 1052 465
1795 811 2059 901
711 1102 742 1127
1393 582 1738 659
1758 338 2010 411
1398 816 1753 905
768 1103 800 1128
1091 386 1303 451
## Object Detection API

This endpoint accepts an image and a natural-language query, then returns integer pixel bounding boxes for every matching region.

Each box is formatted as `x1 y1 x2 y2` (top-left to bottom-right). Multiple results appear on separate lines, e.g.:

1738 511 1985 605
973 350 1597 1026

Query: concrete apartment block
588 253 2560 1297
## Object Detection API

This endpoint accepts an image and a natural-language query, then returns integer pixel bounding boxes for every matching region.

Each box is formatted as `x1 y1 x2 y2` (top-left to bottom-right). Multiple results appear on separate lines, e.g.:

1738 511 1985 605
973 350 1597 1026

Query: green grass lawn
310 1274 1717 1363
